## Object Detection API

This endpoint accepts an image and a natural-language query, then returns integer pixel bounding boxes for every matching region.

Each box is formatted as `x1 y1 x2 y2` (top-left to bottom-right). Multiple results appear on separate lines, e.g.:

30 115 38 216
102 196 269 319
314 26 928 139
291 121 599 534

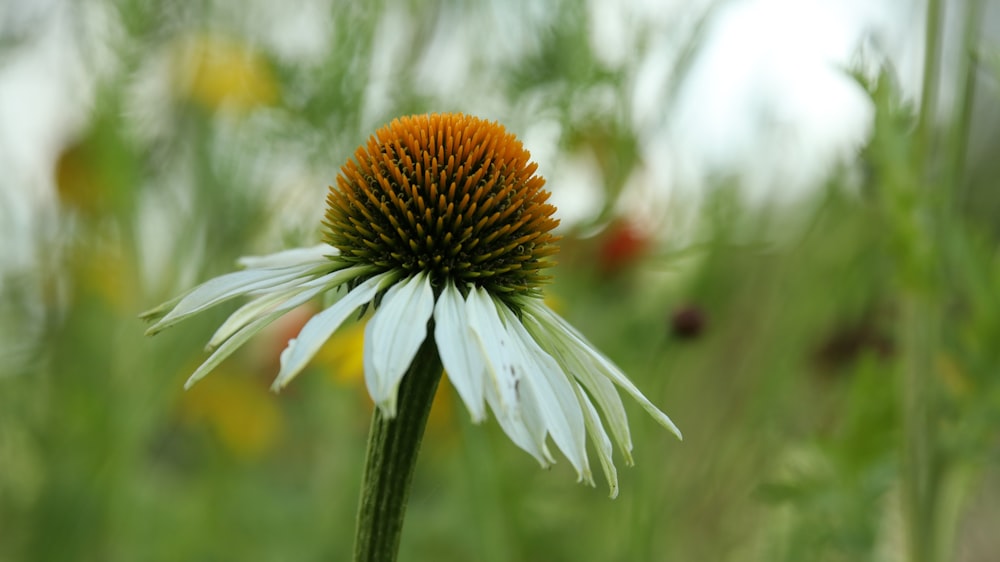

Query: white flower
142 113 681 496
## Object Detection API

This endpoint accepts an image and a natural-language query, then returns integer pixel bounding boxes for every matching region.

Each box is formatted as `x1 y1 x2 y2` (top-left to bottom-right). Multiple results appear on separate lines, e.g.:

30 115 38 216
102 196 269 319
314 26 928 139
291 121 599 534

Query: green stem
901 1 945 559
900 294 938 562
353 336 443 562
947 0 985 210
915 0 942 171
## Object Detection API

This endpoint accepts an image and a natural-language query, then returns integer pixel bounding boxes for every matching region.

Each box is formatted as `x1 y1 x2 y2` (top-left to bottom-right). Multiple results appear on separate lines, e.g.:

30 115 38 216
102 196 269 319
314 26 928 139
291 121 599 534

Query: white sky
531 0 927 225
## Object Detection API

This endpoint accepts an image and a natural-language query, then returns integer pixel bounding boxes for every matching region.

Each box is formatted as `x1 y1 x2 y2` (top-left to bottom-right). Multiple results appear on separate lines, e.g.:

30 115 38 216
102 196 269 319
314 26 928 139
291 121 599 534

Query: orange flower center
324 113 560 295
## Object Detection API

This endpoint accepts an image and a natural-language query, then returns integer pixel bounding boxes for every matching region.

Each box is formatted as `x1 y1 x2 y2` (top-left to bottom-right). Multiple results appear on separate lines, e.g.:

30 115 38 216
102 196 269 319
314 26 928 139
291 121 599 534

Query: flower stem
353 335 443 562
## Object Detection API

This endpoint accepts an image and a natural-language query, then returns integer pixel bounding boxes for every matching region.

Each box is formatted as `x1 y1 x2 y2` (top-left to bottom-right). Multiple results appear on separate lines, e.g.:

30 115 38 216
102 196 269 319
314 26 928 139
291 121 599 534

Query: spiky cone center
323 113 560 298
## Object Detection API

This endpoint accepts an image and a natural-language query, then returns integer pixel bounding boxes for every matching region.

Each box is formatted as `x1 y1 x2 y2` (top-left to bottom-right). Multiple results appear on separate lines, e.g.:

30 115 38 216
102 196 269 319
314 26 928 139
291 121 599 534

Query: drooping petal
183 314 276 389
499 304 590 483
187 277 357 389
478 288 556 466
433 281 487 422
142 262 326 335
236 244 337 268
465 287 520 415
364 272 436 417
522 308 635 462
526 301 683 441
272 272 391 391
574 383 619 498
463 288 550 465
207 292 290 349
580 342 682 440
482 370 552 468
511 367 556 466
208 266 371 350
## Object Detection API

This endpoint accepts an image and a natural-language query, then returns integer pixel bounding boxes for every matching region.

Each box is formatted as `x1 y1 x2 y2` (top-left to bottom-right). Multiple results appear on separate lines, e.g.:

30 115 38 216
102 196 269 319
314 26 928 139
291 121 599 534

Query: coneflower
142 113 681 561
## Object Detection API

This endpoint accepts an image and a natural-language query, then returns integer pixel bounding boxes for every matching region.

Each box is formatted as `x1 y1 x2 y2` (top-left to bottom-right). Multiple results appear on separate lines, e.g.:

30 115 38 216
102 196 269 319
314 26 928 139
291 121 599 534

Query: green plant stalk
901 1 989 560
900 294 939 562
947 0 985 209
900 1 944 560
915 0 942 171
353 335 443 562
930 3 987 560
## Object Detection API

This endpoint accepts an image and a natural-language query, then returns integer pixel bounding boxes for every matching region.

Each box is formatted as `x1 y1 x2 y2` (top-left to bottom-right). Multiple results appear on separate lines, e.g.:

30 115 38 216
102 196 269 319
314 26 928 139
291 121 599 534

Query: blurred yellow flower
177 363 284 459
256 305 456 435
425 377 457 443
171 35 279 112
76 244 135 313
55 142 106 217
316 319 456 438
316 320 366 386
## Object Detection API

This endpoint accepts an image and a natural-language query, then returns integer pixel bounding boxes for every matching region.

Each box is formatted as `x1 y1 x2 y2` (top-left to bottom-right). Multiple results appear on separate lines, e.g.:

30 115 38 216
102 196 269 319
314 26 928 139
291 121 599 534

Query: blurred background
1 0 999 560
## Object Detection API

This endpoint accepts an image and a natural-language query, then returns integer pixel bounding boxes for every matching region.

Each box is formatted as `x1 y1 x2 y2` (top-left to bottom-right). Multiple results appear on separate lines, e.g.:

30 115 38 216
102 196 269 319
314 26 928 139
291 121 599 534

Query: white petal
466 288 549 465
465 287 520 415
187 279 356 389
271 272 391 391
582 345 683 440
526 301 683 441
433 282 487 422
208 267 369 349
507 368 556 466
142 262 324 335
183 313 275 389
499 305 590 482
574 383 619 498
483 372 551 467
207 292 289 349
363 272 436 417
523 309 635 461
236 244 337 268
